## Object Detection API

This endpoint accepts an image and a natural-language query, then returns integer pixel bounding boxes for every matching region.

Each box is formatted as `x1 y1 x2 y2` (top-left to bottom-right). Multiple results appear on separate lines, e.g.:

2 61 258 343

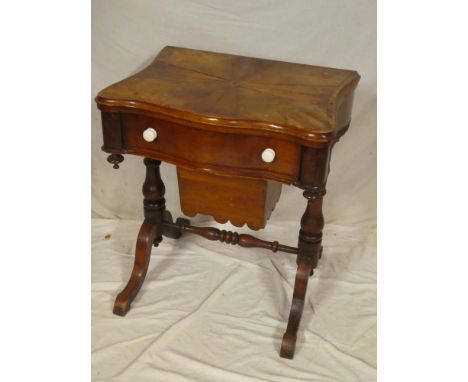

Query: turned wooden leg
113 158 166 316
280 187 325 359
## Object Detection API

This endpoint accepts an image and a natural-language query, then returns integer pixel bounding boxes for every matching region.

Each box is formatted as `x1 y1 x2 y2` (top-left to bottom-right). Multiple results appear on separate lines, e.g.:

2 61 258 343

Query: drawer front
121 113 300 182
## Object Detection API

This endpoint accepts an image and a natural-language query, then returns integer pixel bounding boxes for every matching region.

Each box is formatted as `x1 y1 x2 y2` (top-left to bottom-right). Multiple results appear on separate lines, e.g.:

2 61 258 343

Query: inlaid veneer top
96 46 359 142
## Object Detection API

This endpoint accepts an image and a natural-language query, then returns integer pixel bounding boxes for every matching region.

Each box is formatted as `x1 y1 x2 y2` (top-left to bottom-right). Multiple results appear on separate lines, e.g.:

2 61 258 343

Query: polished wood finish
101 111 123 150
113 158 166 316
163 217 298 255
280 187 325 358
177 166 281 230
122 112 300 183
96 46 359 146
96 46 359 359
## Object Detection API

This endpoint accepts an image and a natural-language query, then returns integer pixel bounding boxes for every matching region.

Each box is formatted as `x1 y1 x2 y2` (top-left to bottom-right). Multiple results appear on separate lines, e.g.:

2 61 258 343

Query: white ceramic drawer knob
143 127 158 142
261 148 276 163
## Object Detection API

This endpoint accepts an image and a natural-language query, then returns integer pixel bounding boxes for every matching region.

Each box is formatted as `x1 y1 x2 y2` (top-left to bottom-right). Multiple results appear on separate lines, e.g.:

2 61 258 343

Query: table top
96 46 359 142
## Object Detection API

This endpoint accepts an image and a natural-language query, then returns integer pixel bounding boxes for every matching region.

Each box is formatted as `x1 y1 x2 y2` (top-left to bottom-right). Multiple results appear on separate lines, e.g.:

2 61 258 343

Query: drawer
120 113 300 182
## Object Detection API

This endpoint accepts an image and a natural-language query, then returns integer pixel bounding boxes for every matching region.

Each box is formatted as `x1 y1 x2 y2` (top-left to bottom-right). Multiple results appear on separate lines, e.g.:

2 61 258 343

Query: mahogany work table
96 46 360 359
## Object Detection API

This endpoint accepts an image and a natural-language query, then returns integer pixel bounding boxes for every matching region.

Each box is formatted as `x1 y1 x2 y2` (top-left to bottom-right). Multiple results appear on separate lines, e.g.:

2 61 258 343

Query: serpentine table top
96 46 359 145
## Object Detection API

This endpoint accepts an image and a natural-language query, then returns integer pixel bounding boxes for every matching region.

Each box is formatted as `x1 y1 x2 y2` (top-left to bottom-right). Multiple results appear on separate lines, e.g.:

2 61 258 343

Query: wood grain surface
96 46 359 144
177 166 281 230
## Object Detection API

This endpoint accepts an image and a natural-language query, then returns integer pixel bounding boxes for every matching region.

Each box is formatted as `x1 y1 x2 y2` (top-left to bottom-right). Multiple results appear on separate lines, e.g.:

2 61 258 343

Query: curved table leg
113 158 166 316
280 256 313 359
113 219 158 316
280 188 325 359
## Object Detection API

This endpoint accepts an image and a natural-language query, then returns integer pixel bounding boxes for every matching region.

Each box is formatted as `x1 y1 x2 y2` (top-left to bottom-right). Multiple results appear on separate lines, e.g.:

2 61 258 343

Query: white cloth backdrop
91 1 376 381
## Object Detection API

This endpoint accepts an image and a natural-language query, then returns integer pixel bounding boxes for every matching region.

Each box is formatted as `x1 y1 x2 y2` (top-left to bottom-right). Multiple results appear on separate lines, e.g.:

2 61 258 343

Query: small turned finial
107 154 124 169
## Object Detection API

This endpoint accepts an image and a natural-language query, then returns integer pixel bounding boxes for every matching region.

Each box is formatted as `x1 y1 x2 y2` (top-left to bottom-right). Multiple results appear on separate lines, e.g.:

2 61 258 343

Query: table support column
113 158 166 316
280 187 325 359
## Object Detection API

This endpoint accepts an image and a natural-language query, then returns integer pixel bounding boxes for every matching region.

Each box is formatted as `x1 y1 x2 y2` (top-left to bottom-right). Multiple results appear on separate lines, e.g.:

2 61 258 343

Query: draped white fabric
92 1 376 380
